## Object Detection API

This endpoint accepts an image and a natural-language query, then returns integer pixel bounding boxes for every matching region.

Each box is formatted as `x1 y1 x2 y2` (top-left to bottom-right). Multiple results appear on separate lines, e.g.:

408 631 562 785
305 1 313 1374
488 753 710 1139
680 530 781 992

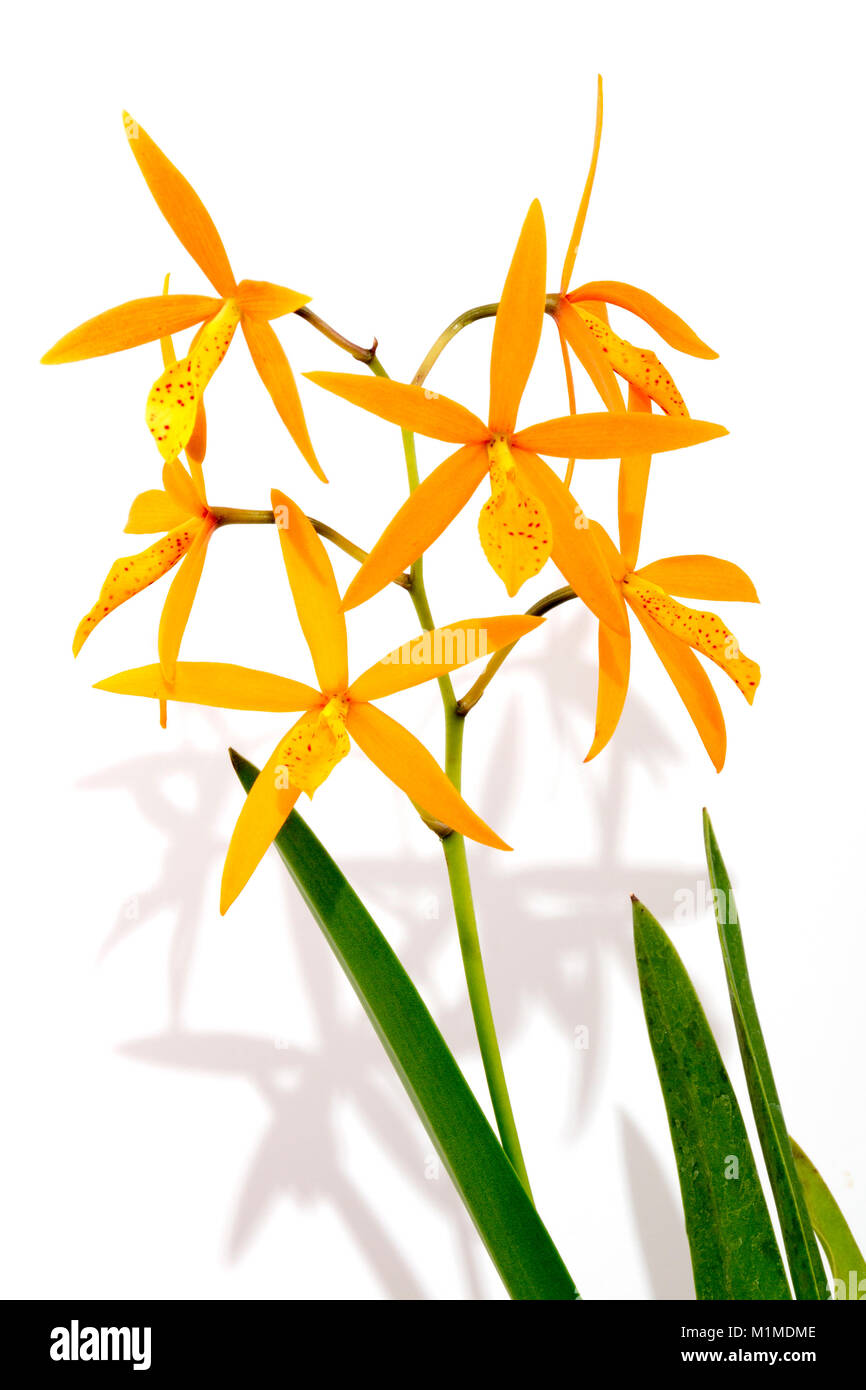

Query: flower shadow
82 618 703 1298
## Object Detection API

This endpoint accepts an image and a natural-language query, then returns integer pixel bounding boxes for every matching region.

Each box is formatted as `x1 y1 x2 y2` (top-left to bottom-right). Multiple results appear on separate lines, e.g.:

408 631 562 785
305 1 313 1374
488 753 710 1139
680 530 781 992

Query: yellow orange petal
124 113 236 297
306 372 488 445
159 273 177 368
513 411 727 457
556 322 580 489
346 702 510 850
556 299 625 415
236 280 311 319
72 521 203 655
560 74 603 294
162 458 206 513
585 621 631 762
587 519 627 580
617 383 652 570
269 700 350 798
159 276 207 475
634 555 759 603
511 449 627 633
94 662 319 710
573 307 688 416
242 317 326 482
271 489 348 695
125 488 191 534
220 735 303 914
627 595 727 770
624 574 760 702
41 295 220 364
341 444 489 611
478 438 553 596
350 616 544 702
567 280 718 358
186 401 207 476
146 300 240 462
158 520 216 682
488 200 547 435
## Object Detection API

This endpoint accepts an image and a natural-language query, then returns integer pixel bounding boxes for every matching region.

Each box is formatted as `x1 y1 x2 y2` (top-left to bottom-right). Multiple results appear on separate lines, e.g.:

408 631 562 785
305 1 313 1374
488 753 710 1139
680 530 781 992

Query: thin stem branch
295 306 378 364
457 586 577 717
412 294 561 388
210 507 411 589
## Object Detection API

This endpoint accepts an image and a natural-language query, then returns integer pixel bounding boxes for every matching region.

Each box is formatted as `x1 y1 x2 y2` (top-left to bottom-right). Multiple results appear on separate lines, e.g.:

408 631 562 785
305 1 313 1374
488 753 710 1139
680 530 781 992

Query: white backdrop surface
2 0 863 1300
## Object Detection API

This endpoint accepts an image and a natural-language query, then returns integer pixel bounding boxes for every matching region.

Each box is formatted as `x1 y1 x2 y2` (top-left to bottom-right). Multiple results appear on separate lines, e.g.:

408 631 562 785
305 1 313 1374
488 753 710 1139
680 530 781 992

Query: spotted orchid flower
306 201 725 625
42 114 324 479
585 394 760 771
95 491 544 911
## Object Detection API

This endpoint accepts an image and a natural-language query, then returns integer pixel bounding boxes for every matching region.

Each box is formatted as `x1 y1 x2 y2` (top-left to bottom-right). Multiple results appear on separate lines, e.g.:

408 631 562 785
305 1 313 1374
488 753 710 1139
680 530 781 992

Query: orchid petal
236 280 311 319
617 383 653 569
635 555 759 603
123 113 236 297
243 317 326 482
73 520 203 655
271 489 348 695
146 300 240 462
628 595 727 771
41 295 219 364
560 75 603 293
624 575 760 703
585 621 631 762
512 449 627 633
306 372 489 445
158 519 216 682
341 444 489 611
567 280 718 358
513 412 726 458
488 200 547 435
94 662 319 711
350 616 544 702
346 702 510 850
220 733 303 913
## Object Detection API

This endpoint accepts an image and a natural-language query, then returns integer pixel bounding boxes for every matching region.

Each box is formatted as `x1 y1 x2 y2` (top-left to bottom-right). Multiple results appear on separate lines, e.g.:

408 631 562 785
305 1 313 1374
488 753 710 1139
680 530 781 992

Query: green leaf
703 811 828 1300
790 1137 865 1300
632 896 791 1300
230 750 577 1302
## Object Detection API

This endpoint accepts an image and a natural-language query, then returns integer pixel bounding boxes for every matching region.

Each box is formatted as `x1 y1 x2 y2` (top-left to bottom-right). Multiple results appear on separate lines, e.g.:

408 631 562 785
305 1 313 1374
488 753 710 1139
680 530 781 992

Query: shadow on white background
82 634 701 1300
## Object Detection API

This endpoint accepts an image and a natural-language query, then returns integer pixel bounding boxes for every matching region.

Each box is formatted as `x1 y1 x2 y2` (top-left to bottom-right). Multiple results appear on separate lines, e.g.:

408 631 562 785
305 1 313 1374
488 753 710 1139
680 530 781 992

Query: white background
3 0 864 1300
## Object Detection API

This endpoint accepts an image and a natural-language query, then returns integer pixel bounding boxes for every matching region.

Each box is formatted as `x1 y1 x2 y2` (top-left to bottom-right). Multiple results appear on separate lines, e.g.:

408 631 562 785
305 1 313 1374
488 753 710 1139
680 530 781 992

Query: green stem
442 708 534 1199
367 350 533 1199
211 507 411 590
458 586 576 716
412 294 561 387
295 305 378 364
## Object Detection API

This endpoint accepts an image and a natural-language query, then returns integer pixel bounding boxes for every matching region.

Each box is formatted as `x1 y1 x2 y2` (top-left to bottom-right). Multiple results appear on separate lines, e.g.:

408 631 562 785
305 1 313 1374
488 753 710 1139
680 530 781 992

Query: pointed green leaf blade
230 750 577 1301
633 896 791 1300
790 1137 865 1300
703 811 828 1300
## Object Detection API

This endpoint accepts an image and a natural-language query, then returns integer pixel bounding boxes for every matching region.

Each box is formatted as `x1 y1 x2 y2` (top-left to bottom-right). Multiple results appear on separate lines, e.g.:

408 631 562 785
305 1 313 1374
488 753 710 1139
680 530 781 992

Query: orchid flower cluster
44 82 761 1218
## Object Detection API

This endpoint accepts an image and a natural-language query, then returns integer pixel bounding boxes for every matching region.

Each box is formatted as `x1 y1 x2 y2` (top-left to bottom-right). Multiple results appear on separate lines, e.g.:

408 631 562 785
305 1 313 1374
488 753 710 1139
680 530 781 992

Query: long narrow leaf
790 1137 865 1300
703 811 828 1300
230 749 577 1301
633 896 791 1300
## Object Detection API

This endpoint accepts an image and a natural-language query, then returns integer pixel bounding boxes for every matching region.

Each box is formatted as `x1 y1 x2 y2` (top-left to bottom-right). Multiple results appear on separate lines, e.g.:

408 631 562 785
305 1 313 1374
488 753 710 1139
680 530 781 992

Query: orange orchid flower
72 307 219 691
585 397 760 772
553 77 719 429
306 200 726 627
96 490 543 912
72 456 216 689
42 114 324 481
